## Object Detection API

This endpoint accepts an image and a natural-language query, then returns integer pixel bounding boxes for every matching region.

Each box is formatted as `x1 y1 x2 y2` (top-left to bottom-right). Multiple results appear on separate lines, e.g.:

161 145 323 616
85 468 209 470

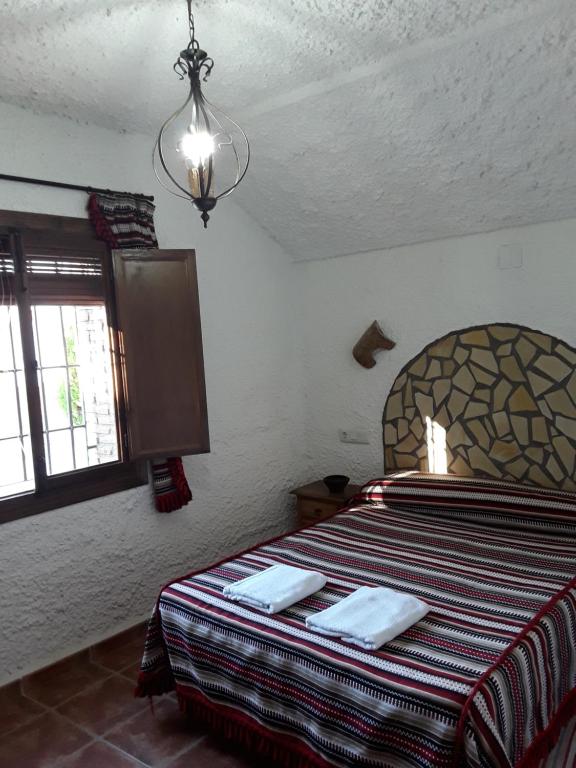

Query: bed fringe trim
135 677 576 768
134 667 175 698
515 687 576 768
176 687 335 768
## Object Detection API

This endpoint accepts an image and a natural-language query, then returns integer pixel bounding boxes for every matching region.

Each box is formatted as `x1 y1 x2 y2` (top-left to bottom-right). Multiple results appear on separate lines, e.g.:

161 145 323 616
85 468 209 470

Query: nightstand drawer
291 480 361 527
299 498 339 522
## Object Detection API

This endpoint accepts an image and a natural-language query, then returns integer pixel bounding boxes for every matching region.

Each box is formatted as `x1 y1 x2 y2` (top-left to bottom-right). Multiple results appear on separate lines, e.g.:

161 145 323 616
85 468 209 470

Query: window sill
0 461 148 525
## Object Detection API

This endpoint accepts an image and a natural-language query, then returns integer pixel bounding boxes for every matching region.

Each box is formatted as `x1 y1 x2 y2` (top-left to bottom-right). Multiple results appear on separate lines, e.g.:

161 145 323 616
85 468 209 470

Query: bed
136 473 576 767
137 323 576 766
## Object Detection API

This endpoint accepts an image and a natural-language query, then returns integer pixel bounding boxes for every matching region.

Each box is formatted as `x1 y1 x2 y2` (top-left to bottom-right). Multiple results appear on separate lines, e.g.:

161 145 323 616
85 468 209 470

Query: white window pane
0 438 25 484
0 306 15 370
0 307 10 369
48 430 74 475
75 305 118 465
32 303 120 471
61 307 79 365
0 438 35 498
73 427 88 469
0 372 20 438
90 430 118 465
69 366 85 427
33 306 66 367
0 304 30 479
10 306 23 369
41 368 70 430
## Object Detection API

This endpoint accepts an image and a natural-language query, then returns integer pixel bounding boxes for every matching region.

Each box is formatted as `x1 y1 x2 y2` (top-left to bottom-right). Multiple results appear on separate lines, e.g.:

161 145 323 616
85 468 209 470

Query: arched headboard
383 323 576 491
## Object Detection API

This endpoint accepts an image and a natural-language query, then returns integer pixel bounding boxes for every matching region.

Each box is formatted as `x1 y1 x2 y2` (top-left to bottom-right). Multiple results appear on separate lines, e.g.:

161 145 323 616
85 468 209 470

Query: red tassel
169 458 192 504
152 459 192 512
154 491 184 513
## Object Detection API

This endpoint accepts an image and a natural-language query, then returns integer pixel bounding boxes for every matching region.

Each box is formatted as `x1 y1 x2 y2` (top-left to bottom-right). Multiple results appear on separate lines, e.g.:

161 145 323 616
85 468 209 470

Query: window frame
0 210 147 525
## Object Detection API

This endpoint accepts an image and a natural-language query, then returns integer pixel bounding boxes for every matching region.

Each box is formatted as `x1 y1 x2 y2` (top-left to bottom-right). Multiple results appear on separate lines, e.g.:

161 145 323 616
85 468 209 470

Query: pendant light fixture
153 0 250 228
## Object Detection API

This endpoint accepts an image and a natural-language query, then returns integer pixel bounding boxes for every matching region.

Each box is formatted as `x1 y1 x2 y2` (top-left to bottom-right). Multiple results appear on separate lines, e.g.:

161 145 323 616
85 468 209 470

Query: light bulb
179 130 215 168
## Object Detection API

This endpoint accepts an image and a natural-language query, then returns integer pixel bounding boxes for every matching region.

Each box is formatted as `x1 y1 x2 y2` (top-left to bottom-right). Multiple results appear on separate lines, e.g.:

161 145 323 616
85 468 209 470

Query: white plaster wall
298 220 576 484
0 103 306 684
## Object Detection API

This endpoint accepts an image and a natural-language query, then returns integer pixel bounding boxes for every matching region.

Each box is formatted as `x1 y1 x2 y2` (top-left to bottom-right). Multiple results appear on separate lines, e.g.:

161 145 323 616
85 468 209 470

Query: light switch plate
498 243 523 269
339 429 370 445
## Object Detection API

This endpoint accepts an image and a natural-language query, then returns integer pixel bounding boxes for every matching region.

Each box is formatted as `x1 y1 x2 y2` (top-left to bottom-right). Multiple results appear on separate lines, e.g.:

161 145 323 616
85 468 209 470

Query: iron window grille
0 219 146 524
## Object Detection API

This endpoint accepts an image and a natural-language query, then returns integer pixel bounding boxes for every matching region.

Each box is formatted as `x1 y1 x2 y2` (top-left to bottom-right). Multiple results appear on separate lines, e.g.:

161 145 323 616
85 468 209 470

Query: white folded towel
223 564 327 614
305 586 429 650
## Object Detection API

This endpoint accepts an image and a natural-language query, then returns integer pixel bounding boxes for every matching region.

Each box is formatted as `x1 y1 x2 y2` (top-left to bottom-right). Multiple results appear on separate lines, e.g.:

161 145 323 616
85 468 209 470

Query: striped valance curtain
87 192 158 249
87 192 192 512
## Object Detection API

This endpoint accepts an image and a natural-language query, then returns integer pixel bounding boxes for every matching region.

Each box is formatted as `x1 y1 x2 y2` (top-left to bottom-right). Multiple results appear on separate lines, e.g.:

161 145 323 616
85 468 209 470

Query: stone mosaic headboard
383 324 576 491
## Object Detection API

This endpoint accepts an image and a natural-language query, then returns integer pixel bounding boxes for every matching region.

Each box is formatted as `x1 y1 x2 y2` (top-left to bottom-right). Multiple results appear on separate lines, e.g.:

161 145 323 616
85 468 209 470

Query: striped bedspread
137 474 576 768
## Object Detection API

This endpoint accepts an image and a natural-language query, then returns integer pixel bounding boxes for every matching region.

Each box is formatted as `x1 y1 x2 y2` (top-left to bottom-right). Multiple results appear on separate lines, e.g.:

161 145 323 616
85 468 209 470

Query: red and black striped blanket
137 474 576 767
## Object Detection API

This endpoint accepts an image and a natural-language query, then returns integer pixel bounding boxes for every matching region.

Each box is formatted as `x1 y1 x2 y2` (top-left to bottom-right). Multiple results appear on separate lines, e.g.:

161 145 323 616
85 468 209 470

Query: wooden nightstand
290 480 362 526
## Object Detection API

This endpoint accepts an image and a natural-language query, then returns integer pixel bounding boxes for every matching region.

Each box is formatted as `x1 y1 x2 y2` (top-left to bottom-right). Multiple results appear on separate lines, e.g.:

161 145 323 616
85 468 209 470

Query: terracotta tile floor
0 625 256 768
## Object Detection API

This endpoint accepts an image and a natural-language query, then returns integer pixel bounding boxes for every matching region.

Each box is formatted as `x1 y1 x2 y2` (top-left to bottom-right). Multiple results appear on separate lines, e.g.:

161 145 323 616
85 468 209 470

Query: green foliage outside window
57 334 84 427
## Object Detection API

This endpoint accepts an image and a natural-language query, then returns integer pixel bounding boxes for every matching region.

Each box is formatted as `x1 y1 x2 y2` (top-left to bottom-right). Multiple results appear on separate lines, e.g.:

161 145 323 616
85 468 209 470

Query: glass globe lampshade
153 6 250 228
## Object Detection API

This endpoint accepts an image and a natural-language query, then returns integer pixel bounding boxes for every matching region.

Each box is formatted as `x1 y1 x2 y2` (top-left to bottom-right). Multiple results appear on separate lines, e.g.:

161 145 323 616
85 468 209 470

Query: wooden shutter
112 248 209 459
0 217 107 304
21 228 107 304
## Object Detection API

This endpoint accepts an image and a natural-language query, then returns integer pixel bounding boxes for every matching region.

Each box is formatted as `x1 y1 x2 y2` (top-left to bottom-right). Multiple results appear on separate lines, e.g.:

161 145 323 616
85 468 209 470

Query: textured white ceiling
1 0 575 259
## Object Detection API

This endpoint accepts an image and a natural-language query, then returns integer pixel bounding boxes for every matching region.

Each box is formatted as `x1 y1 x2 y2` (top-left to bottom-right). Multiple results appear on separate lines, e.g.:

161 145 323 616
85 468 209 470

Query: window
0 213 144 522
0 211 209 524
0 261 34 498
33 304 118 475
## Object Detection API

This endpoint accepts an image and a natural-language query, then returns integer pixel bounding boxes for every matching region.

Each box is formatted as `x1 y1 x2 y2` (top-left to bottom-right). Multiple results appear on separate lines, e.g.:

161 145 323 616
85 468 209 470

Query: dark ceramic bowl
323 474 350 494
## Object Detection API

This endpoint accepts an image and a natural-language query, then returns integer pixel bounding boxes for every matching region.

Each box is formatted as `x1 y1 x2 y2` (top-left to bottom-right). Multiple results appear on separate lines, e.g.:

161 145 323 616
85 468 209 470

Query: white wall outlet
339 429 370 445
498 243 523 269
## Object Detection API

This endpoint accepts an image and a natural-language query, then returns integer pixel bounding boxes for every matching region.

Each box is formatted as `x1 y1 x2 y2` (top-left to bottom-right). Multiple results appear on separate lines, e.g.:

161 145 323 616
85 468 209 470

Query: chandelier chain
186 0 196 47
173 0 214 82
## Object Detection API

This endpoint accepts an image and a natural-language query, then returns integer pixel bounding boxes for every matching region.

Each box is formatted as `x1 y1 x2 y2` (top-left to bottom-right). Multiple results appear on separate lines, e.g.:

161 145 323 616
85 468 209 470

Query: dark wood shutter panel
21 228 107 304
112 248 209 459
